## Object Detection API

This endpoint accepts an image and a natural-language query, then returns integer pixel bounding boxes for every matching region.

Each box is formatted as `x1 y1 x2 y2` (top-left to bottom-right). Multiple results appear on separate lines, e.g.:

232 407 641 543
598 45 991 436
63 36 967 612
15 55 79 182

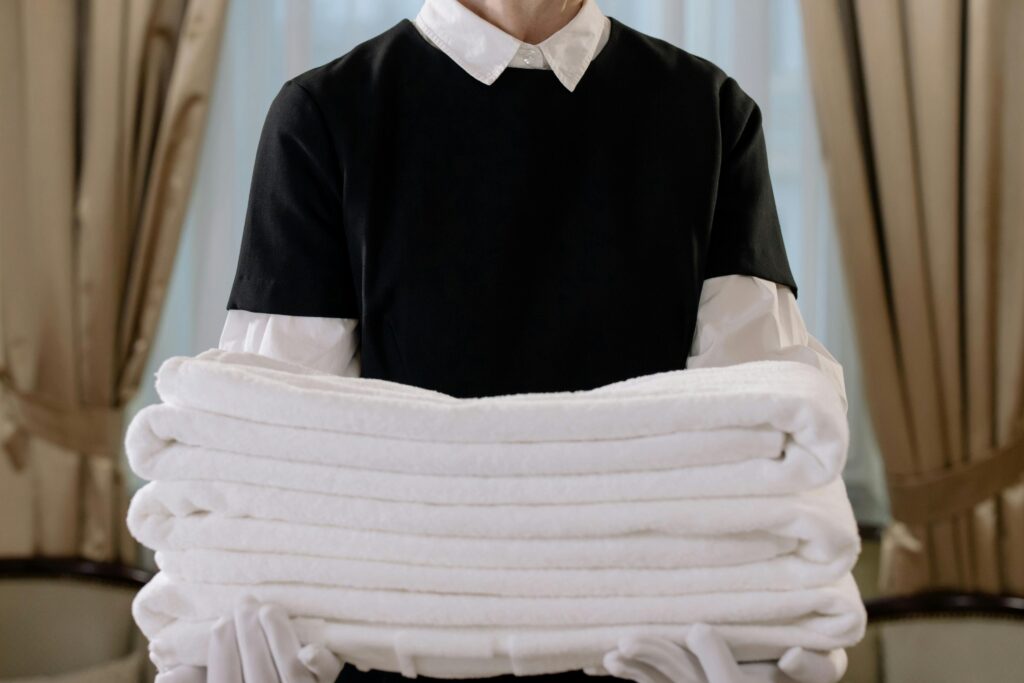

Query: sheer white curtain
127 0 890 526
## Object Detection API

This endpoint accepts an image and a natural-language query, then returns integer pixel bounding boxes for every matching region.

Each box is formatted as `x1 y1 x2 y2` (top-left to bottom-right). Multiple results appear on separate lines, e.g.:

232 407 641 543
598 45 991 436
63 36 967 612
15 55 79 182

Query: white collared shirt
219 0 847 409
412 0 610 91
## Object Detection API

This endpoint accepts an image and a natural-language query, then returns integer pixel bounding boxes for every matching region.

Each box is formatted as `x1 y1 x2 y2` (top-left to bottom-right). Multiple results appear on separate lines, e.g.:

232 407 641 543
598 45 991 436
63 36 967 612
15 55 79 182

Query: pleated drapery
0 0 228 563
800 0 1024 594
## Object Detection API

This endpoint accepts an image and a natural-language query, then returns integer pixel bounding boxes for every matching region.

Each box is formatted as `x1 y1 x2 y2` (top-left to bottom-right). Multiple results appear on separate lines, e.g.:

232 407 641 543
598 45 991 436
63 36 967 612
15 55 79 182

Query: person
168 0 850 681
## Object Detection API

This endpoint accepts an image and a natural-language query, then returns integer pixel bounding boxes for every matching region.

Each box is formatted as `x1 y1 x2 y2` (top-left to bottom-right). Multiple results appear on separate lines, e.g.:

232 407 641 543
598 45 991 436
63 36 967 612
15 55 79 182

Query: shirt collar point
417 0 607 85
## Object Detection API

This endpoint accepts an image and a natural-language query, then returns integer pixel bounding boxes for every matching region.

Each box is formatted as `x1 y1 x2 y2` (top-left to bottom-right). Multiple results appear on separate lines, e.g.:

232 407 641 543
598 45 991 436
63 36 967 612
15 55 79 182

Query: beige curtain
0 0 228 563
800 0 1024 594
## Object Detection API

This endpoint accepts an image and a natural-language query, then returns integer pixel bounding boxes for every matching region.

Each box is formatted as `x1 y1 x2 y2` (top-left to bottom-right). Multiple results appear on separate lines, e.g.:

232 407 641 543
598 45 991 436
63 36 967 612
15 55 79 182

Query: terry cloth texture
127 349 865 678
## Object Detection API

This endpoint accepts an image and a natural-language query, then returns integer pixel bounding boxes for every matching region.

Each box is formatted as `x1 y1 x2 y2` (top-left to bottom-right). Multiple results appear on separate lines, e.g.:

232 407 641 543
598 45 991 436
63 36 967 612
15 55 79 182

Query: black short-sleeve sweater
226 16 796 398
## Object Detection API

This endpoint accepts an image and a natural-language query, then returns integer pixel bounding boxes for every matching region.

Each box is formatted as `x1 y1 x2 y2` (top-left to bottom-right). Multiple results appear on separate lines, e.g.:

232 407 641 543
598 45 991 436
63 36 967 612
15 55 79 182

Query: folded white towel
136 573 866 678
136 571 866 631
149 618 859 679
129 402 781 477
153 547 857 598
127 478 858 565
125 350 848 514
129 425 836 505
146 350 847 484
126 349 864 678
129 475 863 675
131 507 793 570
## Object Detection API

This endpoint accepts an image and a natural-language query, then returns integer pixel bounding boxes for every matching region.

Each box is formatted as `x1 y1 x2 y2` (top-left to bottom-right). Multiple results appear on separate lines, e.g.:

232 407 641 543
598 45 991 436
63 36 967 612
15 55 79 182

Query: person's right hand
595 624 847 683
153 596 343 683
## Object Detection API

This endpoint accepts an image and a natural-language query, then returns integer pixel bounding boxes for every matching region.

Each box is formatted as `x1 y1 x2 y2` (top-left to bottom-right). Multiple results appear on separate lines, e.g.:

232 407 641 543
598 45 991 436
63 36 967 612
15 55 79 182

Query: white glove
595 624 847 683
153 596 344 683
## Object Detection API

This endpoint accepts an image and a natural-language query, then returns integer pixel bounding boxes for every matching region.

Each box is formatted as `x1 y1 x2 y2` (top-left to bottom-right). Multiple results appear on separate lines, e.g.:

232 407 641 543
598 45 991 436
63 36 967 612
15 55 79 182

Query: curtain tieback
0 380 125 471
887 432 1024 524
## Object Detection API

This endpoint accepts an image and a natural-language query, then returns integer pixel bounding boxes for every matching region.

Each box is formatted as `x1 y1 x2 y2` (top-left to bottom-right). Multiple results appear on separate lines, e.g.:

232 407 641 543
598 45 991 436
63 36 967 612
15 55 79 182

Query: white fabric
412 0 610 90
151 597 343 683
130 403 784 477
149 349 846 448
125 365 846 501
604 628 848 683
217 312 360 376
126 349 865 678
136 574 864 678
687 276 847 414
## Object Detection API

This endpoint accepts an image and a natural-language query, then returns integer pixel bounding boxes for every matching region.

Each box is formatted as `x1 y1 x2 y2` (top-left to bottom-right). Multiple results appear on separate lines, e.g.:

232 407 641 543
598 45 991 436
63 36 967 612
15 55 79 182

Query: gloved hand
593 624 847 683
153 596 343 683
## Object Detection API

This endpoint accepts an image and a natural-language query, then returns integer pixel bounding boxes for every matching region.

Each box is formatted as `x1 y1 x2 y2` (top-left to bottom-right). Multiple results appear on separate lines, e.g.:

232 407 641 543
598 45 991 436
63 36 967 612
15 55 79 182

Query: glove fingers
259 603 316 683
778 647 848 683
208 617 244 683
234 596 279 683
154 666 206 683
685 624 750 683
617 635 704 682
298 643 344 682
602 651 675 683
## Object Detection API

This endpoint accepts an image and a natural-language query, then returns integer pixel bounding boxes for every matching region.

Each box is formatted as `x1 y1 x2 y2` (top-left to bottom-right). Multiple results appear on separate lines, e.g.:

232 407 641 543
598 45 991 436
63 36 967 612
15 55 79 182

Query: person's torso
296 17 730 398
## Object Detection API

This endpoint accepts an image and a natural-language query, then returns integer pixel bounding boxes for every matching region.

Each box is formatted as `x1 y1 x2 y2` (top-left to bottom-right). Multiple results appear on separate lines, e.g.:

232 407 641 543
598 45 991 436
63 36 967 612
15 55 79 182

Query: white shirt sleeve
687 274 848 413
217 309 362 377
217 275 845 411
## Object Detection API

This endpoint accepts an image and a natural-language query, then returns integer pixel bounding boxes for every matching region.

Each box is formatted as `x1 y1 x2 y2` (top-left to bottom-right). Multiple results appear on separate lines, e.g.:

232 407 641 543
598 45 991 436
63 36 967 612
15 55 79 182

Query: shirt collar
413 0 609 92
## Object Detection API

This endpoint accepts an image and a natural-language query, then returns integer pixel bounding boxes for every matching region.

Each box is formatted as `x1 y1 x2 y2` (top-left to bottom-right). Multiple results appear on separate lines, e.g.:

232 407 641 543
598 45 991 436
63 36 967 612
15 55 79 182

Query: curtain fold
800 0 1024 594
0 0 228 563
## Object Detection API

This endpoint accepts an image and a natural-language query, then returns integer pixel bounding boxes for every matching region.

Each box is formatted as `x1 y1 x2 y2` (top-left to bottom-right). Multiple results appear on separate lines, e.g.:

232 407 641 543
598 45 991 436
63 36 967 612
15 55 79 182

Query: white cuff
688 275 847 413
218 310 361 377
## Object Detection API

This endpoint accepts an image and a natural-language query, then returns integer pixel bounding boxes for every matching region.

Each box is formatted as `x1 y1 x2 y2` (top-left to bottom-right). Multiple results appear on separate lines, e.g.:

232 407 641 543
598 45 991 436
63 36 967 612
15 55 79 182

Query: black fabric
229 16 797 683
333 663 611 683
227 15 798 403
227 77 359 318
703 77 794 290
227 15 797 401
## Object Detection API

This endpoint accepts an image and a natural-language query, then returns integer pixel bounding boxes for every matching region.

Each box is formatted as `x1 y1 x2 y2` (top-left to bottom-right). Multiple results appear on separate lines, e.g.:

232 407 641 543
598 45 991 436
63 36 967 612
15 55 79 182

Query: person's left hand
591 624 847 683
153 595 343 683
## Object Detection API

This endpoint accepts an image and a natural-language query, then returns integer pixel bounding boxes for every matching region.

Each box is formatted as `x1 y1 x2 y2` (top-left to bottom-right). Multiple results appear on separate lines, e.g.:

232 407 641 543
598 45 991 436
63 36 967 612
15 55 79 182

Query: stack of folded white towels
126 348 866 679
